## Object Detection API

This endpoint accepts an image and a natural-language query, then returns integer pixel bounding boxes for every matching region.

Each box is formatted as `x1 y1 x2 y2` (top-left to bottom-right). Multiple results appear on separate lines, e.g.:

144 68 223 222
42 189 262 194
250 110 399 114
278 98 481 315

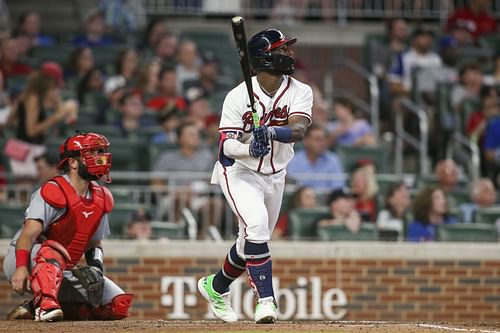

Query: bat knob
232 16 243 24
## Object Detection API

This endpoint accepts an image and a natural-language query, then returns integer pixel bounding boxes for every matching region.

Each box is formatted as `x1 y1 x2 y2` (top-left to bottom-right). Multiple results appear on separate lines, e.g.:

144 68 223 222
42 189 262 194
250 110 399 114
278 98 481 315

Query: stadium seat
109 140 148 172
318 223 377 241
437 223 498 242
151 221 187 239
0 203 27 238
31 45 75 65
288 207 330 240
148 143 179 170
107 203 151 238
336 144 390 173
474 207 500 224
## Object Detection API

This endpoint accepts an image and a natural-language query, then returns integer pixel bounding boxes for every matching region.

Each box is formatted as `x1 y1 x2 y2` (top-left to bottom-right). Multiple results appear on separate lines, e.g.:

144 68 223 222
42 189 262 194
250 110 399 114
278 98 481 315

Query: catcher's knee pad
30 240 70 311
93 293 133 320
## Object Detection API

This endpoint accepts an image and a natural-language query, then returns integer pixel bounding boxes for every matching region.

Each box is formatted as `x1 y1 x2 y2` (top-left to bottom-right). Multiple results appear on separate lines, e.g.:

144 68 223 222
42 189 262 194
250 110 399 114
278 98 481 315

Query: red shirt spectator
446 1 497 42
0 37 32 79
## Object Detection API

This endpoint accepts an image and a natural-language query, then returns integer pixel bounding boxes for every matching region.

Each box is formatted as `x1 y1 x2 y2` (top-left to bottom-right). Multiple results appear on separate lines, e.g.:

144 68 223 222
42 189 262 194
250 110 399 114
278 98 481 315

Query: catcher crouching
2 132 133 321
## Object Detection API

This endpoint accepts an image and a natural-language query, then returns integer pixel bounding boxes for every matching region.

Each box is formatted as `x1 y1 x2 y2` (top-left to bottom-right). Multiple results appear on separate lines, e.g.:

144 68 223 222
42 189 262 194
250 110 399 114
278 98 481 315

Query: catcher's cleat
198 274 237 323
35 307 64 322
6 300 35 320
254 297 277 324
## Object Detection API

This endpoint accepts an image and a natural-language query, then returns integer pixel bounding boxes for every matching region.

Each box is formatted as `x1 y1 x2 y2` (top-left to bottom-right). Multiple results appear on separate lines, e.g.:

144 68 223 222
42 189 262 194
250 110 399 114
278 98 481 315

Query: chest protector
40 176 113 267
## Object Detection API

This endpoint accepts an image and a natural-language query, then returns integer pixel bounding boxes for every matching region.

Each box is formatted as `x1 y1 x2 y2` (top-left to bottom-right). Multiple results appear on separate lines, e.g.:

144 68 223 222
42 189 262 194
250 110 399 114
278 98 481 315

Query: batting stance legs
198 164 284 323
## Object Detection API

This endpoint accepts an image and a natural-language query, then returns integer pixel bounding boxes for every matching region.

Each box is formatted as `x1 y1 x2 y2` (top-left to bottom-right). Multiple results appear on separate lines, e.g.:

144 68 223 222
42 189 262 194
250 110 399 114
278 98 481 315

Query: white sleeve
25 189 65 230
219 86 246 131
223 139 251 159
289 83 313 125
91 214 111 241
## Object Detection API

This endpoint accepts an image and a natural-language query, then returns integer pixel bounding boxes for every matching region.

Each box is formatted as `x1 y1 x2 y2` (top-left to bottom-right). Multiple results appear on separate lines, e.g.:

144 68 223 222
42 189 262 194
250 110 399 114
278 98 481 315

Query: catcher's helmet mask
248 28 297 75
58 132 112 183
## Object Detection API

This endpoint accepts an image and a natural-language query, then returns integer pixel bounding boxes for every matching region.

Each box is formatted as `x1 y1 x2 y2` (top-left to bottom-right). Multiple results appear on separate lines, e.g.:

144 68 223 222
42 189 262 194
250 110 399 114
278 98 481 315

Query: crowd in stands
0 0 499 242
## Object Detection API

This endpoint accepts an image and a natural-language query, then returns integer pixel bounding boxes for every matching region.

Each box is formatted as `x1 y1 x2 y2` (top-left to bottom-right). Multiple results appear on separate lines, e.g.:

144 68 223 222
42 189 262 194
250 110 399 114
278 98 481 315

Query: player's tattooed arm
287 115 309 142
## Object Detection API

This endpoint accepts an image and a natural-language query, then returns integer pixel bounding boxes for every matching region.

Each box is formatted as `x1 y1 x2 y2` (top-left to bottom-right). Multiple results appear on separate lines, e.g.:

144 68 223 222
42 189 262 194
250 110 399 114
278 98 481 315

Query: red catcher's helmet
57 132 112 182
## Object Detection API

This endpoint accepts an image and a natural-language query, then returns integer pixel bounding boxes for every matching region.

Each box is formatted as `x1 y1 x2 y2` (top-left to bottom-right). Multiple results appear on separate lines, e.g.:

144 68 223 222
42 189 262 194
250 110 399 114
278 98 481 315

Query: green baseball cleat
197 275 238 323
255 297 277 324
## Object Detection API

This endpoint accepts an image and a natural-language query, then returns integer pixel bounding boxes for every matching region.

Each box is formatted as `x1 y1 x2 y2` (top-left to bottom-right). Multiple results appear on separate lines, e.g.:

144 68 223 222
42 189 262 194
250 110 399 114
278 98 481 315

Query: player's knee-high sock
244 241 274 300
212 243 246 294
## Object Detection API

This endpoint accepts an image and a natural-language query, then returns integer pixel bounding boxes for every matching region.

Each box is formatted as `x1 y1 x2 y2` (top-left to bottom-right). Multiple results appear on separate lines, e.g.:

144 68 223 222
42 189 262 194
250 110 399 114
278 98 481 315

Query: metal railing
330 56 380 141
446 132 481 183
394 98 430 176
143 0 500 21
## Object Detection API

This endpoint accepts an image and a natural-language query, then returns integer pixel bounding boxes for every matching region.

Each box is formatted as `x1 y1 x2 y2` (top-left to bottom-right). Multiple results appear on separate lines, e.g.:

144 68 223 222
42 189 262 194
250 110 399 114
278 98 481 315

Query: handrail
395 98 429 176
331 57 380 140
447 132 481 182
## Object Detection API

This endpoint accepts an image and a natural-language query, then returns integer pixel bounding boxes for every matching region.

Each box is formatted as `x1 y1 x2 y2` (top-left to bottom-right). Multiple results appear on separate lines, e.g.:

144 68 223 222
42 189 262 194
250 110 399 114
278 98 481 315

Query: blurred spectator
446 20 474 48
376 181 411 240
351 163 378 222
154 33 178 68
135 58 161 103
287 124 344 191
176 40 200 94
99 0 147 34
124 207 153 240
14 32 33 59
0 37 32 79
460 178 497 223
483 54 500 86
203 114 221 151
407 187 457 242
273 186 318 240
466 85 498 175
309 84 329 129
183 51 230 97
151 121 219 237
450 63 483 112
77 67 105 106
147 66 187 112
9 62 77 179
435 159 461 194
104 48 139 93
72 9 115 47
483 113 500 183
66 47 95 83
114 90 154 137
0 0 10 37
317 187 361 234
388 28 442 96
446 0 496 43
15 11 55 48
327 97 375 147
34 153 59 183
140 18 168 54
184 87 214 129
0 70 12 127
415 36 459 104
151 103 181 144
371 18 409 78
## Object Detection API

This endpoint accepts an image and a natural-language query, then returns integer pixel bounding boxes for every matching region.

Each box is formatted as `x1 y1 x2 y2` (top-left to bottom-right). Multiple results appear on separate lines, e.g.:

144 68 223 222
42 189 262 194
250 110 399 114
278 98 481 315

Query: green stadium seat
478 35 500 54
318 223 377 241
336 144 390 173
31 45 75 65
288 207 330 240
437 223 498 242
474 207 500 224
0 203 27 238
109 140 148 172
151 221 187 239
107 203 151 238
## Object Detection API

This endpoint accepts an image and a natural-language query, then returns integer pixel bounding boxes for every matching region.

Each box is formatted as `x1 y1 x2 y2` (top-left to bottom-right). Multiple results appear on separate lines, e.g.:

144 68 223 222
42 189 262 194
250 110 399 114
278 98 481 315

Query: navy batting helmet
248 28 297 75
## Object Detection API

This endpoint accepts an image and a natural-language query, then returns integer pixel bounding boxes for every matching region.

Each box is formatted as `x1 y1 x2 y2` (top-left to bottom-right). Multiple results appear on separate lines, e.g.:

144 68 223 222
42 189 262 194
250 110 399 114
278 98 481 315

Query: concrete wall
1 240 499 321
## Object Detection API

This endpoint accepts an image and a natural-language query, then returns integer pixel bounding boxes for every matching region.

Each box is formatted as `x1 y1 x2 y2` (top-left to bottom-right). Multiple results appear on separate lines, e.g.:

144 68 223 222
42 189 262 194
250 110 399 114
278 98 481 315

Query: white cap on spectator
104 76 126 95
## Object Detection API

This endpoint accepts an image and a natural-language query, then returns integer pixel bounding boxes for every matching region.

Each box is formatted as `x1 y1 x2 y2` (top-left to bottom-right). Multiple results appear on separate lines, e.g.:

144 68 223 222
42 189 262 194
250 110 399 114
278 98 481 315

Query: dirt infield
1 320 500 333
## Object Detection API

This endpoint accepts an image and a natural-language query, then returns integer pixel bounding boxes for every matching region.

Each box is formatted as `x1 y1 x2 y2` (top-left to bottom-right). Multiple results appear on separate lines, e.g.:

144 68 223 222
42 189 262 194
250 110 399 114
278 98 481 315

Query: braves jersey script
219 75 313 174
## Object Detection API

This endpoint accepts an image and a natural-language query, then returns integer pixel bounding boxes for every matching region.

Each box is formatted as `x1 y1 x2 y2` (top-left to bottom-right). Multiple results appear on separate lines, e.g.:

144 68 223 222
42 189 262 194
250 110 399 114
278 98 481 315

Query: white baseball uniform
211 74 313 250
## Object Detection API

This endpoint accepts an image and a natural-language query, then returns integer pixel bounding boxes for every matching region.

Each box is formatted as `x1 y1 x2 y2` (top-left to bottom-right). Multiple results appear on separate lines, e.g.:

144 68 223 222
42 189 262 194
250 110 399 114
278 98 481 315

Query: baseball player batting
2 132 133 322
198 28 313 323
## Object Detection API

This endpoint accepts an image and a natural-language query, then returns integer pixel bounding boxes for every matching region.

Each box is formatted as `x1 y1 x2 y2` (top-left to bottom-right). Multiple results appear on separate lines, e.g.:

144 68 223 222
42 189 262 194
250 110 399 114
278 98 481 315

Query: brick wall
1 243 499 321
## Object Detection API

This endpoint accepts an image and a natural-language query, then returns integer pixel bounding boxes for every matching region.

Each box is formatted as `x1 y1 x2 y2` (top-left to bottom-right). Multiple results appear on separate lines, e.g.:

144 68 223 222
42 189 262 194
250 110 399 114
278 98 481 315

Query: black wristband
85 246 104 272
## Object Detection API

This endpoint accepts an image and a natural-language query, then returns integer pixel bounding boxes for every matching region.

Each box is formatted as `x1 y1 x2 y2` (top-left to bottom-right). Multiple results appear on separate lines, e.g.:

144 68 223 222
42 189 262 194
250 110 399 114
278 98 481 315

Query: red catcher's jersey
40 176 113 267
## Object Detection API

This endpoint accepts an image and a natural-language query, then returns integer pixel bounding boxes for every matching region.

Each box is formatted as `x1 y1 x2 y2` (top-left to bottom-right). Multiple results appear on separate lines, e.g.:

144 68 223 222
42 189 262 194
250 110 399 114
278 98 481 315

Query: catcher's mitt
71 265 104 308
